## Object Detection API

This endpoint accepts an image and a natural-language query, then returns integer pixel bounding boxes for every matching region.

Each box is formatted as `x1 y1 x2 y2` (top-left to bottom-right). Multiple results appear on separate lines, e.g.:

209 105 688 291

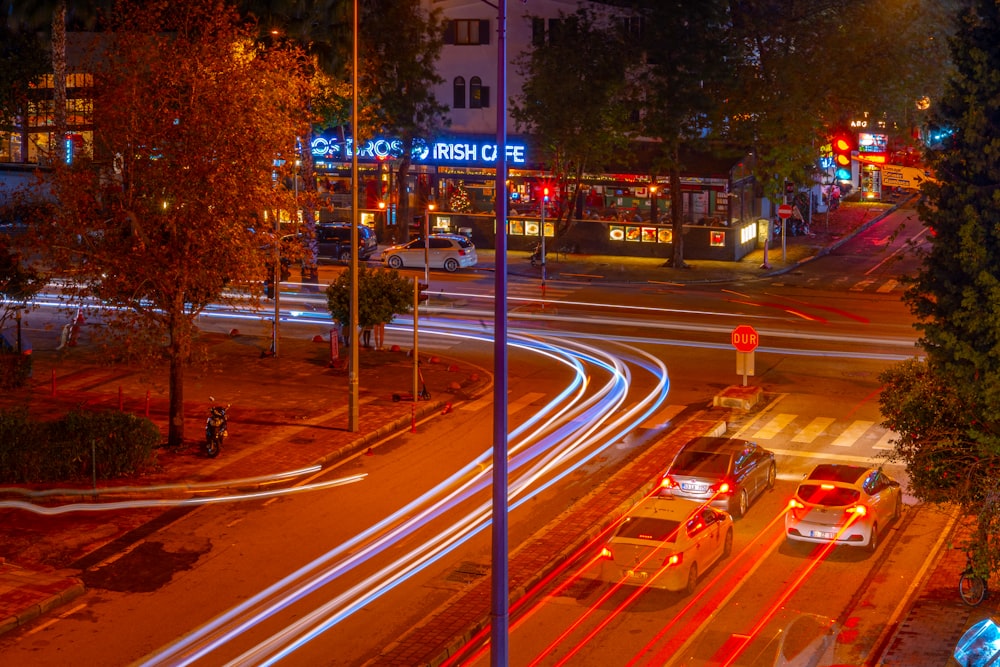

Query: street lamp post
649 183 658 224
424 202 435 286
348 0 360 432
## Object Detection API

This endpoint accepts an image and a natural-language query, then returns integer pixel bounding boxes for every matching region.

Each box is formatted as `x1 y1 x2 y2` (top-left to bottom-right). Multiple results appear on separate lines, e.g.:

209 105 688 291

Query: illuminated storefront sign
311 136 527 166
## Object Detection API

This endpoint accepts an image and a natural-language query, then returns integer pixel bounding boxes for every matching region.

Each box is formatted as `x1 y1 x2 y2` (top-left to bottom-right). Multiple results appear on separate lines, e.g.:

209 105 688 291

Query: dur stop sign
731 325 759 353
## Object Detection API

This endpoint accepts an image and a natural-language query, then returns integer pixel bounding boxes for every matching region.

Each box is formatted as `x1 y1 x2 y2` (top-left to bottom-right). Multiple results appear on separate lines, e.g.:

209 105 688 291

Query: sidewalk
4 193 982 666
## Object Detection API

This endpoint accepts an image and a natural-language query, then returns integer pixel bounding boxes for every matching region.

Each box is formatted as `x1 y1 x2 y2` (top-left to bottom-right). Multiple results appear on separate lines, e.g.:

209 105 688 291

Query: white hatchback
381 234 478 273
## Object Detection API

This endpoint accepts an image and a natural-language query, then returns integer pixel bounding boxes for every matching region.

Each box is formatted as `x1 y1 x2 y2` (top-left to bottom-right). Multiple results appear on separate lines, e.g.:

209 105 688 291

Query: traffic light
542 186 550 202
264 277 275 299
832 133 854 181
416 281 429 304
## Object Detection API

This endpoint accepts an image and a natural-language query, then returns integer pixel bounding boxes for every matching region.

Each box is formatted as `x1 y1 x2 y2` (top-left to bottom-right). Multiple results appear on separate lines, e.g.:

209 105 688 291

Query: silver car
599 497 733 595
657 436 776 518
381 234 478 273
785 464 903 552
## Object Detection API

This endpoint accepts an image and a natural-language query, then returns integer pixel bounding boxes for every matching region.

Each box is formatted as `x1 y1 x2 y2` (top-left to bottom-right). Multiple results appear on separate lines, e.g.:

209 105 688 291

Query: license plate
625 569 648 580
810 530 836 539
680 483 707 492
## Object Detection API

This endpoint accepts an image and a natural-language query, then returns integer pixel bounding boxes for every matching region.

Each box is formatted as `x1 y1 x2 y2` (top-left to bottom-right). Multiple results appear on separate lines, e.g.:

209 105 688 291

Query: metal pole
424 208 430 287
348 0 360 432
272 207 280 357
490 1 509 664
540 197 546 292
413 278 419 404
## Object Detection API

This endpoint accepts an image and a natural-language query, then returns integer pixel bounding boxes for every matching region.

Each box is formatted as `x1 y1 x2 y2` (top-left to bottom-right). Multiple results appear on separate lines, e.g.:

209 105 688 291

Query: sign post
731 324 759 386
777 204 793 263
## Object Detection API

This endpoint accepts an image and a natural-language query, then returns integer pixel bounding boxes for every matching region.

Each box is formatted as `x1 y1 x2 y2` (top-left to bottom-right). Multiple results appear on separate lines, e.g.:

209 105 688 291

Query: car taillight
458 249 466 256
663 553 683 567
847 505 867 516
788 498 805 510
659 476 677 490
711 479 733 494
599 546 613 559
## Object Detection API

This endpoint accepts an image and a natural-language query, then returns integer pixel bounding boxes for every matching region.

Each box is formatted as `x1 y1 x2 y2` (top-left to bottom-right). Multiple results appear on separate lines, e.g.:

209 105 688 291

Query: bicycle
959 554 989 606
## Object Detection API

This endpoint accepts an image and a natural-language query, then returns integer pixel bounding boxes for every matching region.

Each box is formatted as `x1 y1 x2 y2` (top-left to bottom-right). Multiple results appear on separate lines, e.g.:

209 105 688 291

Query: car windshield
796 483 861 506
616 516 680 543
671 450 730 476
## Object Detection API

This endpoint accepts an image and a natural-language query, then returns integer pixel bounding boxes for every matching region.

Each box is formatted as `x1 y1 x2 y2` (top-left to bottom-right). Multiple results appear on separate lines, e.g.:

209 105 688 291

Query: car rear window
670 450 731 476
457 238 474 249
796 483 860 506
616 516 681 542
806 465 866 484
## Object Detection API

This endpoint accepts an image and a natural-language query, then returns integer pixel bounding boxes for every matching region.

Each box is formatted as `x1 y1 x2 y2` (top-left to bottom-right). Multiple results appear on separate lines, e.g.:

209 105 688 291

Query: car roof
680 436 752 454
805 464 869 484
630 497 706 521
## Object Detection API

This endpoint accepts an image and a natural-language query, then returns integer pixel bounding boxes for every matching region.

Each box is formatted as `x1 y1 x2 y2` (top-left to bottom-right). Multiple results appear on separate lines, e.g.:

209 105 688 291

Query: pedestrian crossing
737 411 898 455
777 276 904 293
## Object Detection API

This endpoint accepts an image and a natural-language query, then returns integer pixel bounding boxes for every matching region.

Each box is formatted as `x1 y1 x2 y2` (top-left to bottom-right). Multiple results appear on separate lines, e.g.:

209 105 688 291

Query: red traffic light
416 281 429 303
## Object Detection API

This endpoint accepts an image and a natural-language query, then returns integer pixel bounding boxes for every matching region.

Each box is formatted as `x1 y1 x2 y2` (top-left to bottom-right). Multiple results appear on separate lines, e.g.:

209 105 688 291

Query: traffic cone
442 403 452 415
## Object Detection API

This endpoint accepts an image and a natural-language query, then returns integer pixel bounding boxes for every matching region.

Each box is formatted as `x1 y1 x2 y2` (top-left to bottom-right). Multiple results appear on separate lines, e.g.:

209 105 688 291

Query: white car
785 464 903 552
599 497 733 595
381 234 478 273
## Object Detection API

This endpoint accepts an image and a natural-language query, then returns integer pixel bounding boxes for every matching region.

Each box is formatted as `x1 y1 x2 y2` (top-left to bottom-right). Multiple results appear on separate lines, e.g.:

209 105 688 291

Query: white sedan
381 234 478 273
599 497 733 595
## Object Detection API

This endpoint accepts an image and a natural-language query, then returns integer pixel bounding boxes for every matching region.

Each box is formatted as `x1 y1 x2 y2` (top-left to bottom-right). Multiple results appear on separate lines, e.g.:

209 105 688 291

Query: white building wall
426 0 622 136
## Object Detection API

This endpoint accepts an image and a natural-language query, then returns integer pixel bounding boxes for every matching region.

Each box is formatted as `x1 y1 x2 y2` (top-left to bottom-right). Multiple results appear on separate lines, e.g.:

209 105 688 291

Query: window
445 19 491 46
453 77 466 109
469 76 488 109
532 17 545 46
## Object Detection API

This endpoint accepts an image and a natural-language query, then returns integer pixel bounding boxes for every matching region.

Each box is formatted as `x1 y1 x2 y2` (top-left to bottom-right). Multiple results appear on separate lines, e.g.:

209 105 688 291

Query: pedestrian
374 323 386 351
361 325 373 348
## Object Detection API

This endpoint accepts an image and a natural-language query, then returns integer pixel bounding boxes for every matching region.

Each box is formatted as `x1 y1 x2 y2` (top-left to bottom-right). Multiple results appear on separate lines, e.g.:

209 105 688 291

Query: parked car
599 497 733 595
315 223 378 262
785 464 903 552
657 436 776 518
381 234 477 273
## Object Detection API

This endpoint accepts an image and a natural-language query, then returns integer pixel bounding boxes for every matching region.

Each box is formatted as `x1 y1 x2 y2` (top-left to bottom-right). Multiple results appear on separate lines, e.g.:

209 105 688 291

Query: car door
316 227 341 257
863 470 894 522
733 444 760 497
429 237 452 267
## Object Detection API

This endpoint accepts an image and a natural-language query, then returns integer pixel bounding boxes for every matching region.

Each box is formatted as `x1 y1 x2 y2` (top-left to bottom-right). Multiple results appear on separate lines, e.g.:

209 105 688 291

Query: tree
30 0 314 447
879 0 1000 578
636 0 733 269
511 7 634 235
0 234 43 335
325 265 414 339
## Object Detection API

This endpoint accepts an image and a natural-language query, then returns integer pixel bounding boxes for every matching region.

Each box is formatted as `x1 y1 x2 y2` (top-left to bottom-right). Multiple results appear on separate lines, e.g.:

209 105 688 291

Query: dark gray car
656 436 776 518
315 224 377 262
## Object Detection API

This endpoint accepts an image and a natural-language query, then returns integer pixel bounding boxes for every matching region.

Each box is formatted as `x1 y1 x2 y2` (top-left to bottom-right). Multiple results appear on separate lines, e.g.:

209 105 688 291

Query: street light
424 202 435 286
649 183 659 224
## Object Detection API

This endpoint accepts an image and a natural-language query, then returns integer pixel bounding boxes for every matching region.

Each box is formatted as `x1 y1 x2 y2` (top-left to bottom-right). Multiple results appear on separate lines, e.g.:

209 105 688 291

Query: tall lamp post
424 202 435 286
649 183 659 224
348 0 360 432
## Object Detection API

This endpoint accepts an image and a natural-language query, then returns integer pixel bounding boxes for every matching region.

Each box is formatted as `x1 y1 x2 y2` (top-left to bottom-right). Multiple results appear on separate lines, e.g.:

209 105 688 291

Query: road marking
850 280 875 291
639 404 686 430
791 417 835 443
770 447 883 465
752 413 796 439
877 279 899 293
27 603 87 635
832 420 875 447
873 430 897 451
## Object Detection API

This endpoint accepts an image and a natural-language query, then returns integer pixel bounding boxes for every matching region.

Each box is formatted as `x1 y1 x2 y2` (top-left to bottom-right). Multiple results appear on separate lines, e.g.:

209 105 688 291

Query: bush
0 352 32 389
0 409 161 484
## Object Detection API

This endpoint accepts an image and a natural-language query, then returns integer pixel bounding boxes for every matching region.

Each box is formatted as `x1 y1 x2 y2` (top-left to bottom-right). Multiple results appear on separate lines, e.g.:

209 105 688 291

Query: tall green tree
511 7 635 235
880 0 1000 578
637 0 733 268
325 265 413 336
30 0 314 447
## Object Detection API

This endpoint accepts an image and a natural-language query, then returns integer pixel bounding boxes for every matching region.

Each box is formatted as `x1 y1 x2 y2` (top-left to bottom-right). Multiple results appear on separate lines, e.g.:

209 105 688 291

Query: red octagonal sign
731 324 759 353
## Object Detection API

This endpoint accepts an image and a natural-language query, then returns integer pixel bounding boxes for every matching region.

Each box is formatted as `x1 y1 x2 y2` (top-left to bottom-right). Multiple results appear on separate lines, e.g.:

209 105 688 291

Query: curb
0 566 85 636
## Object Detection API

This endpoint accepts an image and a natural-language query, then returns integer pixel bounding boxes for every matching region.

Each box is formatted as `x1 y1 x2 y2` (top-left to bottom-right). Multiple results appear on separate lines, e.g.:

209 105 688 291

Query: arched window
470 76 483 109
453 77 466 109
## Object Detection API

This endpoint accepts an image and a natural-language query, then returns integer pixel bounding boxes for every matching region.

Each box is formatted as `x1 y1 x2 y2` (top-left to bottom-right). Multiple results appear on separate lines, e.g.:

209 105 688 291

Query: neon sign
311 136 527 166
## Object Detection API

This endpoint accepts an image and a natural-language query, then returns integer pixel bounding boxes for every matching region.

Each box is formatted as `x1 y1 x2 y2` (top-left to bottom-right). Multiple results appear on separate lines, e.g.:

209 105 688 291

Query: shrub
0 352 31 389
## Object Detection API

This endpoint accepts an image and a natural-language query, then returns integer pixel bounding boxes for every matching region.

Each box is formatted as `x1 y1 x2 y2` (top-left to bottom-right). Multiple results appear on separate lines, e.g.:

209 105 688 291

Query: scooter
204 401 229 458
529 242 544 267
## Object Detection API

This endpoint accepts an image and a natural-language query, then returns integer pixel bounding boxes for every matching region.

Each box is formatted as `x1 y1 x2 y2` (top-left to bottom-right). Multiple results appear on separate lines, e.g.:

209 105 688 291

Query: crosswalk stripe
639 404 686 430
873 430 897 451
877 279 899 293
850 280 875 291
831 420 875 447
753 413 796 439
791 417 835 443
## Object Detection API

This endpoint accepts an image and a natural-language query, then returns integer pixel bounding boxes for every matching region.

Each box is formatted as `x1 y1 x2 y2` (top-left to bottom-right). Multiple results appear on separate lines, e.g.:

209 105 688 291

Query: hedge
0 408 161 484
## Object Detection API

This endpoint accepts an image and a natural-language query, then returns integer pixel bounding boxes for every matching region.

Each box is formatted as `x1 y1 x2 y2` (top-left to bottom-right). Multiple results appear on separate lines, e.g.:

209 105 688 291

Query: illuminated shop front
310 133 760 261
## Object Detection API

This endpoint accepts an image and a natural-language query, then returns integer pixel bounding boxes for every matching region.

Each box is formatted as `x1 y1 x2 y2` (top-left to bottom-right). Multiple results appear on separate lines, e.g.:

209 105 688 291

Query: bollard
330 327 339 363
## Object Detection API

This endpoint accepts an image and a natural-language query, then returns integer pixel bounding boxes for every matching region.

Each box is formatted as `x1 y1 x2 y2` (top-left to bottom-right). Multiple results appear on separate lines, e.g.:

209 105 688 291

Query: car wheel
386 254 404 269
684 562 698 596
731 488 749 518
338 249 351 262
443 257 459 272
866 523 879 553
723 528 733 558
765 462 776 490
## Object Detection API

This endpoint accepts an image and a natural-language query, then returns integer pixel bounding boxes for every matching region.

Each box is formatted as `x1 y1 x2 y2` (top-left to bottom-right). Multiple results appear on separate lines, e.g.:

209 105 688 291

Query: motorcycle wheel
204 435 220 458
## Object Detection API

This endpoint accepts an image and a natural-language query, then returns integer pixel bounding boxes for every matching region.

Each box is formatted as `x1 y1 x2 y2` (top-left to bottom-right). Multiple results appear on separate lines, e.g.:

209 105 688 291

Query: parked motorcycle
204 401 229 458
